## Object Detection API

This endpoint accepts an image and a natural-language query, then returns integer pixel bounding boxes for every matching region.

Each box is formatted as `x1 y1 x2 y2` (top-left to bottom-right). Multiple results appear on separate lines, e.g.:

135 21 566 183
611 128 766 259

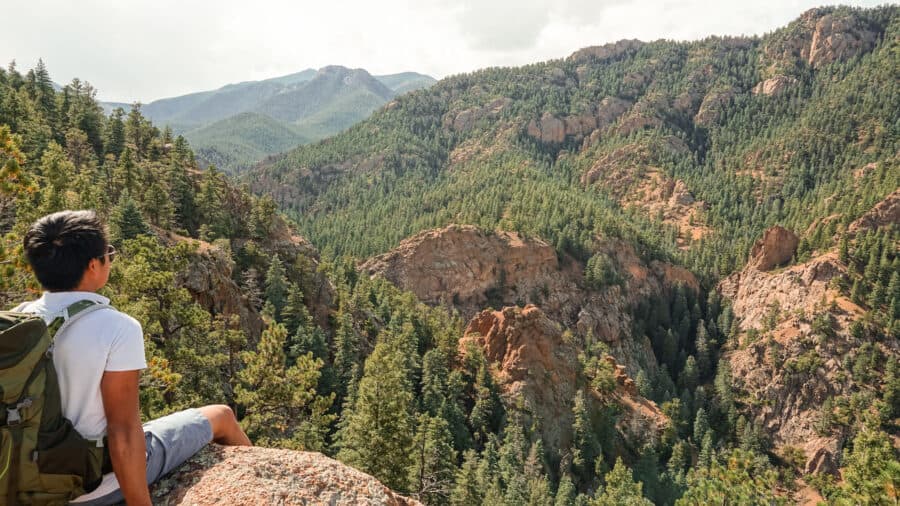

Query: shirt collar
38 291 110 310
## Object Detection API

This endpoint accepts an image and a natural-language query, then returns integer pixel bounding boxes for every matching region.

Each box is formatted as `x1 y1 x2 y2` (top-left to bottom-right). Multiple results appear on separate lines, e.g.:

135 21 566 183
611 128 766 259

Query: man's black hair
23 210 108 291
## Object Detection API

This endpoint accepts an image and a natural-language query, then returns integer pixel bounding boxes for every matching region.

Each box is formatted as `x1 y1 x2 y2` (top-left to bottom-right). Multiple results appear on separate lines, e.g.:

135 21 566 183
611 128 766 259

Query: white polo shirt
15 291 147 440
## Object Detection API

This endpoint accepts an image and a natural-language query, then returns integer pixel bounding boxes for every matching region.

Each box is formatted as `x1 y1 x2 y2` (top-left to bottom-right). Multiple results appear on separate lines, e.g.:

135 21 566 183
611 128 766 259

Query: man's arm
100 370 152 506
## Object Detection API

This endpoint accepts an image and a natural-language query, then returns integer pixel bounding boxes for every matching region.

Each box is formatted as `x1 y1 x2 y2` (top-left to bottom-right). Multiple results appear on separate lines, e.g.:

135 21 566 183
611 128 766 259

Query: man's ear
87 257 101 273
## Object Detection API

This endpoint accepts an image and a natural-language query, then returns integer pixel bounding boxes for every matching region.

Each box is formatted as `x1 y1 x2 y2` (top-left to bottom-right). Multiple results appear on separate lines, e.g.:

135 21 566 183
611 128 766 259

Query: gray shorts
70 408 213 505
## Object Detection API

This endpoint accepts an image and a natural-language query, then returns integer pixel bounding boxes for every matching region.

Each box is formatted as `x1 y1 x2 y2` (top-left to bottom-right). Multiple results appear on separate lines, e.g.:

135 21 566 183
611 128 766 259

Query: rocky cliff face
761 7 879 76
359 225 559 318
148 445 420 506
460 305 578 452
746 225 799 272
160 213 334 340
361 224 697 377
846 187 900 237
719 220 898 476
458 305 667 458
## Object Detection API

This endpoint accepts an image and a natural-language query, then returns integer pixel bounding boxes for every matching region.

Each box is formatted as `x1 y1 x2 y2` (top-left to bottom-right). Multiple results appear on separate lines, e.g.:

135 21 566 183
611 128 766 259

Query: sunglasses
98 244 117 263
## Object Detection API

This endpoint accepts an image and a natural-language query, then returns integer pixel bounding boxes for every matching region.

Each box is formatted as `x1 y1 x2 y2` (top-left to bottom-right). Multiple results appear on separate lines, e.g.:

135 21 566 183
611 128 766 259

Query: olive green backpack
0 300 109 505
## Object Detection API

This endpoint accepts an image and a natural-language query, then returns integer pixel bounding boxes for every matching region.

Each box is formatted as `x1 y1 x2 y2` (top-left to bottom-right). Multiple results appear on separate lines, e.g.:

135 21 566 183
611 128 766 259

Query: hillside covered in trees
2 4 899 505
245 4 899 504
112 66 437 173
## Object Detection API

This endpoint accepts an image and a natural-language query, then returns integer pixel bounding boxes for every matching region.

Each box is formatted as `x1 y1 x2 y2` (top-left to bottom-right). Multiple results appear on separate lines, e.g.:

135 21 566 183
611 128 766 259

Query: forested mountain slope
251 6 897 281
109 67 436 173
2 5 898 505
245 5 900 503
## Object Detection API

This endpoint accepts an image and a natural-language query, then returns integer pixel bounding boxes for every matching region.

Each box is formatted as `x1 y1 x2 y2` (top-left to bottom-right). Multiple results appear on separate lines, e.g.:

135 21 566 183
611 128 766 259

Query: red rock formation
752 75 798 96
719 205 899 476
526 112 566 143
444 97 513 133
694 87 736 126
361 225 697 378
150 445 420 505
747 226 799 271
460 305 577 452
360 225 558 315
459 305 666 455
761 8 878 72
847 188 900 236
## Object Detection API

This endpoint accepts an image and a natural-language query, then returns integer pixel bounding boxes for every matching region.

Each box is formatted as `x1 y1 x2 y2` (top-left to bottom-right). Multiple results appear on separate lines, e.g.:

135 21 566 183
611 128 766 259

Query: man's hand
101 370 151 506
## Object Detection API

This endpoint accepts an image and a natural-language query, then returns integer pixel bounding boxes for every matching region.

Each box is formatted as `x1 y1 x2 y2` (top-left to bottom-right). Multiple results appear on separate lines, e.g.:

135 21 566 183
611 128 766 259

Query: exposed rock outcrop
179 241 264 340
752 75 798 96
157 214 334 339
719 212 898 476
362 224 698 377
595 97 633 129
762 8 879 73
568 40 645 64
360 225 558 317
747 226 799 271
581 142 709 248
525 94 641 146
460 305 577 451
719 251 846 334
846 187 900 236
580 137 688 187
459 305 667 457
444 97 513 133
694 87 736 126
719 249 859 475
526 112 567 143
148 445 420 505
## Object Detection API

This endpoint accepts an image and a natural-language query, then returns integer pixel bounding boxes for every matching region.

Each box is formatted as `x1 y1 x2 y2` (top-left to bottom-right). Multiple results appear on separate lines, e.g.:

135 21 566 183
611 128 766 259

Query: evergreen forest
1 5 899 505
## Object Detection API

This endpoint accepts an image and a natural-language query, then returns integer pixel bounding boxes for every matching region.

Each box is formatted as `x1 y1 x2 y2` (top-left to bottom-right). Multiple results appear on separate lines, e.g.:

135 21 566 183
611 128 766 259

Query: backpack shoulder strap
47 300 114 346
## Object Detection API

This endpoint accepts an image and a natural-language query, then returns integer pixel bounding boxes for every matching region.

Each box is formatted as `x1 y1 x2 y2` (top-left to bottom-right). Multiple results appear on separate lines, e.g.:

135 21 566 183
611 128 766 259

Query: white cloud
0 0 885 103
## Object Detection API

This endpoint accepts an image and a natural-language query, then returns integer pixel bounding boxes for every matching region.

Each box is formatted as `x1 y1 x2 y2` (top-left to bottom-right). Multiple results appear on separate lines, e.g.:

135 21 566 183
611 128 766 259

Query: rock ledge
149 445 420 506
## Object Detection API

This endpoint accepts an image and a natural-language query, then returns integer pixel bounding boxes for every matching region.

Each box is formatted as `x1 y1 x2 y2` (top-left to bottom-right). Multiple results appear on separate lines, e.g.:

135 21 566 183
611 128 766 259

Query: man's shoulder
76 306 142 336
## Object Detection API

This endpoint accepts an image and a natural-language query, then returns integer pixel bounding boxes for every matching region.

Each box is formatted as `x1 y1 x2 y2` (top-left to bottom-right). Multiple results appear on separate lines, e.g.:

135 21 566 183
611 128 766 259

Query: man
16 210 251 505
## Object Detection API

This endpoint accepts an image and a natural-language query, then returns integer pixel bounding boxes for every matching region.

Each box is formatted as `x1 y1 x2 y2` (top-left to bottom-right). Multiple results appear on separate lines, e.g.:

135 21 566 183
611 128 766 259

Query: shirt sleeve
105 314 148 371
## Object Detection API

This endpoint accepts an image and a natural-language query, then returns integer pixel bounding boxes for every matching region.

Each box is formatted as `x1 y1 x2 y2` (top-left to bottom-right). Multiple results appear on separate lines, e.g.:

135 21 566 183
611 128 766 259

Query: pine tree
281 282 309 335
167 162 197 234
698 432 715 468
680 356 699 392
836 424 900 503
104 107 125 158
498 419 528 503
451 450 484 506
109 194 149 243
695 323 711 376
241 268 263 310
337 340 415 492
31 59 57 127
409 414 458 505
421 348 451 416
37 141 75 213
236 322 334 450
678 450 782 505
264 254 288 320
571 389 600 487
125 103 149 159
591 458 652 506
113 146 137 199
332 305 361 401
469 361 503 446
693 408 710 445
555 474 577 506
144 182 174 227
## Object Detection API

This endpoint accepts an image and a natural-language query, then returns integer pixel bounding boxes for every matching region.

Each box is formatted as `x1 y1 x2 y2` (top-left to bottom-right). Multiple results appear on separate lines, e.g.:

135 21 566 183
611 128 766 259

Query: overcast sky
1 0 886 103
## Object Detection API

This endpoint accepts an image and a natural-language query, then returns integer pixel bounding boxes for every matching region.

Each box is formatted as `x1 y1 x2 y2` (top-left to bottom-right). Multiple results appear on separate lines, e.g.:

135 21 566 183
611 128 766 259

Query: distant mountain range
101 67 436 172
